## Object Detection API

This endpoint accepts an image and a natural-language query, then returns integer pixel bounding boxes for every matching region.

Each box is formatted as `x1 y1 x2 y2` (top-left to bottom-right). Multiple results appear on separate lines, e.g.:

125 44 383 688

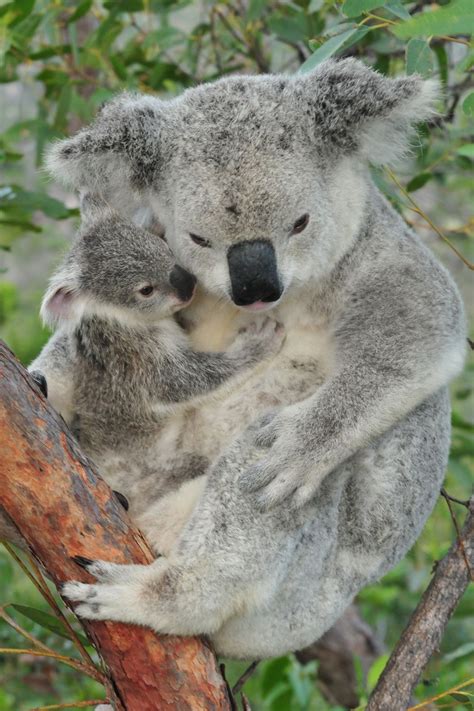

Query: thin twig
407 677 474 710
440 488 471 509
3 543 95 667
232 660 260 695
0 648 103 682
31 700 108 711
0 605 53 654
385 168 474 270
441 491 474 582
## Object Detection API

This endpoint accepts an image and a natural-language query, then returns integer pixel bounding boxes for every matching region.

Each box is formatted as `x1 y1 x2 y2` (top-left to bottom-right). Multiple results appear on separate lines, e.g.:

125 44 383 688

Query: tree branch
0 341 231 711
367 496 474 711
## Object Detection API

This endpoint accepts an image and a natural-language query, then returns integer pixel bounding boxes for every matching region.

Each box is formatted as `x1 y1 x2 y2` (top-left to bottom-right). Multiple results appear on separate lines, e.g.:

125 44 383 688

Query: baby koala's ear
40 267 83 328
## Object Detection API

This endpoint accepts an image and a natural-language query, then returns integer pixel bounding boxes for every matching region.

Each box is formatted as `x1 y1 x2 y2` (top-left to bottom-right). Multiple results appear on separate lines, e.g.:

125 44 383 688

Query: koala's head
47 59 438 311
41 194 196 329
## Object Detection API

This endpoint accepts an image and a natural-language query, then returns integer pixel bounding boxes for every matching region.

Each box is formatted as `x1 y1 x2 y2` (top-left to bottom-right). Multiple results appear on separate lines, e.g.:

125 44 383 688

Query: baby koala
30 195 284 525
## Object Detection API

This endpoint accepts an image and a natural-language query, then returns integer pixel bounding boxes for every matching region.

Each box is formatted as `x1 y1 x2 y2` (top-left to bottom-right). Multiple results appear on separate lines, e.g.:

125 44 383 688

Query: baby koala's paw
232 317 285 362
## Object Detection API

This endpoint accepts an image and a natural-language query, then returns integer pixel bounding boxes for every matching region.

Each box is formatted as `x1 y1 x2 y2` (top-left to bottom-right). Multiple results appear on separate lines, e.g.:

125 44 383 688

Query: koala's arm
29 331 76 424
155 319 283 404
241 256 466 509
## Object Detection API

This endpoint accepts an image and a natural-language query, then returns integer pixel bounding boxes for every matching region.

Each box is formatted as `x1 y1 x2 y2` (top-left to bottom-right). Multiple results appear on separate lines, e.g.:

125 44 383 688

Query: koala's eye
189 233 211 248
291 213 309 235
138 285 154 297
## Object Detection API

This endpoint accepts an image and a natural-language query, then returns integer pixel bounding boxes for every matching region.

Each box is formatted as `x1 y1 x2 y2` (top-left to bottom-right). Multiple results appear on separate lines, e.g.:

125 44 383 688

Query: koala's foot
30 370 48 398
62 555 229 636
63 558 169 626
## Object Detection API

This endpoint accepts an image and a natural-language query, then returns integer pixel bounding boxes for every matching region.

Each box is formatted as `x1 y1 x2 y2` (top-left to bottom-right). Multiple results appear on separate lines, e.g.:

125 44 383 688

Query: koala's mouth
237 299 281 312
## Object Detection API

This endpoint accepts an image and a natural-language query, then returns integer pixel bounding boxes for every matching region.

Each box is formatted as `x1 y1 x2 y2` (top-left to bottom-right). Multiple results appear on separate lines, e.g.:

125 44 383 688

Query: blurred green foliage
0 0 473 709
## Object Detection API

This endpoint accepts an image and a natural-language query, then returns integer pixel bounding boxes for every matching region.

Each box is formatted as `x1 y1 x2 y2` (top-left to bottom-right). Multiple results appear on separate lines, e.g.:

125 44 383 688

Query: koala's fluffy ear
78 191 115 229
40 264 83 328
296 58 440 165
45 93 164 197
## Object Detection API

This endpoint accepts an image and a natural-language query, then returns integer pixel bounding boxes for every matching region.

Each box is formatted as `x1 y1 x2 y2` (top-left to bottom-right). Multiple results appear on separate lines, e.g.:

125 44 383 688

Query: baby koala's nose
169 265 197 302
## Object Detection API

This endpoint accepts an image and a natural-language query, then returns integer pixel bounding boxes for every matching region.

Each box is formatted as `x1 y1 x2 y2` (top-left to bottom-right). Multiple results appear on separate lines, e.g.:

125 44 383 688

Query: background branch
367 497 474 711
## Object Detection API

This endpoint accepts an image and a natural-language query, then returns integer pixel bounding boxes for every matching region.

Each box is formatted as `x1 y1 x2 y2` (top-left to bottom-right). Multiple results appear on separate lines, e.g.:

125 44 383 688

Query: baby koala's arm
239 258 467 510
156 317 284 404
28 331 76 424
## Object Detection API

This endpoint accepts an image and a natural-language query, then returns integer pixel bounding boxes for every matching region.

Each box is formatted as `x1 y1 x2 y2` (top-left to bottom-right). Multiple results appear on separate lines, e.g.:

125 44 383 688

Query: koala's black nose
227 239 282 307
169 265 197 302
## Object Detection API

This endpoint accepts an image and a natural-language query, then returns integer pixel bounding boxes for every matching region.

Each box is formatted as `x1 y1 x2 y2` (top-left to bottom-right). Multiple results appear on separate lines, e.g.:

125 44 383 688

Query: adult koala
46 59 465 660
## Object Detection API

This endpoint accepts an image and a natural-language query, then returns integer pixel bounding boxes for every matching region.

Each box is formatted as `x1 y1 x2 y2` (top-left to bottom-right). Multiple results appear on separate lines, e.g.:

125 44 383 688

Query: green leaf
385 0 410 20
406 38 434 76
448 693 474 709
457 144 474 158
0 22 12 64
268 13 309 44
393 0 474 39
432 44 448 85
246 0 267 21
67 0 92 24
342 0 387 18
443 642 474 663
11 605 90 646
0 185 74 219
367 654 389 692
299 27 369 72
308 0 324 11
406 172 432 192
463 92 474 117
104 0 143 10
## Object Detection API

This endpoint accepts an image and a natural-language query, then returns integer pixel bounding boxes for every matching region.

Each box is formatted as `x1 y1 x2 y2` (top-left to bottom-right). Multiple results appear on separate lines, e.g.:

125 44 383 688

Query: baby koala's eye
291 213 309 235
138 285 154 297
189 233 211 248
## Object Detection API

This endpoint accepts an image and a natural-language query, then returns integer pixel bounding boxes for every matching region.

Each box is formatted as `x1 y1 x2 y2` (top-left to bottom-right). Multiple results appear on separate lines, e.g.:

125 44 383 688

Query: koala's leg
137 475 207 556
29 331 75 424
61 438 297 635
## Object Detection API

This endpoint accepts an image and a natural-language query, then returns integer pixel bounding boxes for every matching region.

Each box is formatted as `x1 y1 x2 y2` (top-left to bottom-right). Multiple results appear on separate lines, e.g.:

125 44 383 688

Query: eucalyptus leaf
406 38 434 77
299 27 369 72
342 0 387 18
384 0 410 20
462 92 474 117
11 604 90 646
457 144 474 158
394 0 474 39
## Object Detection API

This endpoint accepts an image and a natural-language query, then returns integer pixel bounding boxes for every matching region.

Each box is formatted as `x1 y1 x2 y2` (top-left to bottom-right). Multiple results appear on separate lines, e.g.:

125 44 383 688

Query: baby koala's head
42 194 197 329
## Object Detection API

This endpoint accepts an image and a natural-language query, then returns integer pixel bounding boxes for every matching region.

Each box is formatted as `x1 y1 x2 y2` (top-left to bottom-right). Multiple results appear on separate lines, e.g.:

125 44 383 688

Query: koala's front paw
30 370 48 398
239 407 322 511
232 317 285 362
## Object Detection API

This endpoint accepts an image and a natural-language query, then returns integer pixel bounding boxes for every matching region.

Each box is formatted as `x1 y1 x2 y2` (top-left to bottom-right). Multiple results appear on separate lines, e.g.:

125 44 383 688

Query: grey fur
29 199 284 518
46 59 465 659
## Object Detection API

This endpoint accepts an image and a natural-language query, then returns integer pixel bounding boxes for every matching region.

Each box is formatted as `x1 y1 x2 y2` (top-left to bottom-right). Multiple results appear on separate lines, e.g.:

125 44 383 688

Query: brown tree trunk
0 341 231 711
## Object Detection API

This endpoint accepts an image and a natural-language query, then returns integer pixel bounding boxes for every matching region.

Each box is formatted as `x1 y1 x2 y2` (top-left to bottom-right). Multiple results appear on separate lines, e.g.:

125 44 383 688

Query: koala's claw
73 555 94 570
30 370 48 398
113 490 130 511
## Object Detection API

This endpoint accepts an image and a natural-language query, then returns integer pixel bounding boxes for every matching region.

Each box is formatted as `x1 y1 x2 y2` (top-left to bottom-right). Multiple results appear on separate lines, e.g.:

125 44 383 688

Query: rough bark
367 497 474 711
0 341 231 711
296 604 384 709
